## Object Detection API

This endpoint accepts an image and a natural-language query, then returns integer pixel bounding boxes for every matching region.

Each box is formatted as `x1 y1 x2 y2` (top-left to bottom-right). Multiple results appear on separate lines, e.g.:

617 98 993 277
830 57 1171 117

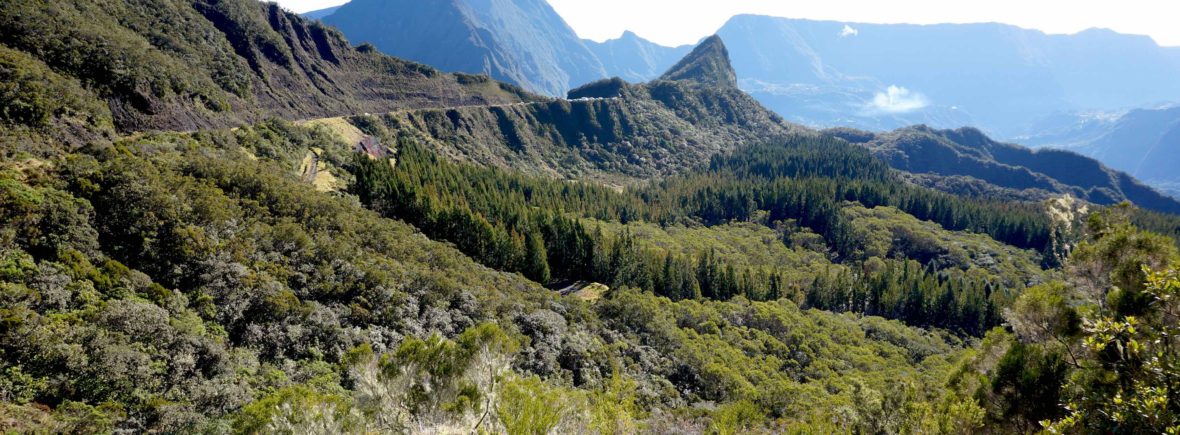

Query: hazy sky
275 0 1180 47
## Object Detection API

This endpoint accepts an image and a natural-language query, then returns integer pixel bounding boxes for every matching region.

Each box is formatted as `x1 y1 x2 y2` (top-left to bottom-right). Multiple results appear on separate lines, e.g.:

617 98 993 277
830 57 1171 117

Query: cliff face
321 0 606 97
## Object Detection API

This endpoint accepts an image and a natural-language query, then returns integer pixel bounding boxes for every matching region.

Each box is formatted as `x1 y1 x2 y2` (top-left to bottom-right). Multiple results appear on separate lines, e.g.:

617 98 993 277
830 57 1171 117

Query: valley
1 0 1179 433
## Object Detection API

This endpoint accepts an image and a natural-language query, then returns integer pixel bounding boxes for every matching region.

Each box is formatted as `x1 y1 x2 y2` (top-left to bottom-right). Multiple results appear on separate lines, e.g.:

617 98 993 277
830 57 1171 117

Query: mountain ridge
0 0 535 155
321 0 607 96
826 124 1180 214
312 0 695 95
1018 106 1180 198
301 4 340 19
584 31 692 84
715 14 1180 135
358 36 796 181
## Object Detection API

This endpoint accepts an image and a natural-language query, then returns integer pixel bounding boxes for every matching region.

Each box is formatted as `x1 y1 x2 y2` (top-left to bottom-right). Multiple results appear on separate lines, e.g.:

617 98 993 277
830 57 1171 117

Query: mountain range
318 0 603 96
308 3 1180 137
5 0 1172 210
9 0 1165 212
716 15 1180 137
313 0 691 96
586 31 693 84
366 35 793 182
827 125 1180 213
306 0 1180 200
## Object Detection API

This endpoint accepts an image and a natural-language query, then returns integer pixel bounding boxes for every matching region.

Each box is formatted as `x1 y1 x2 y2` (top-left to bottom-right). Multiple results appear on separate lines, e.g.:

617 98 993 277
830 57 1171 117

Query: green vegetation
802 204 1048 335
3 1 1179 432
0 126 997 432
658 36 738 87
367 36 792 182
351 128 1053 335
2 79 1177 435
951 204 1180 433
0 0 530 155
827 125 1180 215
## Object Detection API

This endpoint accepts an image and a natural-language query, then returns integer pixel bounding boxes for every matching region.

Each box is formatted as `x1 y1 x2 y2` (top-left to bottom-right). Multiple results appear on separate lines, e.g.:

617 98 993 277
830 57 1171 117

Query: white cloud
840 24 859 37
273 0 347 13
866 85 929 114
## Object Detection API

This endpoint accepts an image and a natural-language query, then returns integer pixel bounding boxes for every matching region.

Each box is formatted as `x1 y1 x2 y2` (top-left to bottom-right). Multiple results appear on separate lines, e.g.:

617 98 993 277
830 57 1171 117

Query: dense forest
5 117 1178 433
350 129 1051 335
0 122 983 432
2 0 1179 433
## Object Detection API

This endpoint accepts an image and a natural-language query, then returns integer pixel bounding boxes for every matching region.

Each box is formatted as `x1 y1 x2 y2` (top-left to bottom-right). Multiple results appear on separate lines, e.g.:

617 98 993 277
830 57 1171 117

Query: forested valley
2 0 1180 433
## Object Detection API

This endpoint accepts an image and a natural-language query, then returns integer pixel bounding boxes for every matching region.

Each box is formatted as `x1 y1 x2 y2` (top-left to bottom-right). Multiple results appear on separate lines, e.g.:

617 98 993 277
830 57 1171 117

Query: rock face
321 0 607 97
314 0 696 96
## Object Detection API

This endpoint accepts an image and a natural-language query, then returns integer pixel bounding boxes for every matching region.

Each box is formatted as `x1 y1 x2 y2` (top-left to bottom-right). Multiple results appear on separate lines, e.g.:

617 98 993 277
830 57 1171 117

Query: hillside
658 36 738 87
319 0 606 97
347 36 795 181
4 0 1180 433
314 0 696 96
826 125 1180 214
1020 106 1180 198
0 0 533 155
0 4 985 431
0 77 989 435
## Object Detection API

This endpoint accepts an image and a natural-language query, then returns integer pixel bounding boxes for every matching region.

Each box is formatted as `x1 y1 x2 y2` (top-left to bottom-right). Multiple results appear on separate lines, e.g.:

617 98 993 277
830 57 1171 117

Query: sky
275 0 1180 47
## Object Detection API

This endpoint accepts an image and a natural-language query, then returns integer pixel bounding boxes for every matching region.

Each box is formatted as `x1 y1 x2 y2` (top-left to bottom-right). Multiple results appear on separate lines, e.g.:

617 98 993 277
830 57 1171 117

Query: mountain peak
659 35 737 87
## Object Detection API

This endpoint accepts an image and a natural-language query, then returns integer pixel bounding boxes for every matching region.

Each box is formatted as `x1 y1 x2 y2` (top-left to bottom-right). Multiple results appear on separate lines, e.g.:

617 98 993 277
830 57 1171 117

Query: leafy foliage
0 123 996 432
961 204 1180 434
2 2 1178 431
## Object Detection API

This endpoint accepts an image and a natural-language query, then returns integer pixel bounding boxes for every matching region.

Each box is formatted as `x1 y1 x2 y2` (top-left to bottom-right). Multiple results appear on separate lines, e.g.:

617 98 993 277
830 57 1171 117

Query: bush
496 376 569 435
